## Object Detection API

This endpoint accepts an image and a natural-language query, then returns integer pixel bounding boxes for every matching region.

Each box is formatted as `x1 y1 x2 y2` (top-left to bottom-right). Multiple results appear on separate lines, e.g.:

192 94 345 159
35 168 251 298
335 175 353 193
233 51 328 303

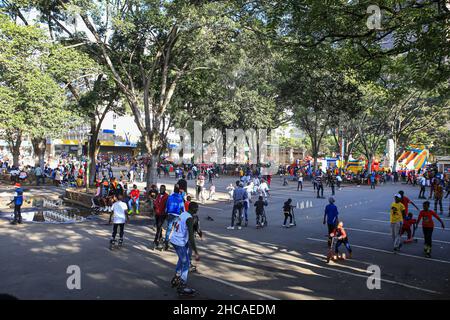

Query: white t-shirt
112 201 128 224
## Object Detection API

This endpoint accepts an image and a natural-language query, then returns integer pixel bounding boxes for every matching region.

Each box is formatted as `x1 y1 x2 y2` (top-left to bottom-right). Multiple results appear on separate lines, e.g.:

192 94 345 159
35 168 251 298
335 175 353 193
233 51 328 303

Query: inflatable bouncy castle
397 146 429 170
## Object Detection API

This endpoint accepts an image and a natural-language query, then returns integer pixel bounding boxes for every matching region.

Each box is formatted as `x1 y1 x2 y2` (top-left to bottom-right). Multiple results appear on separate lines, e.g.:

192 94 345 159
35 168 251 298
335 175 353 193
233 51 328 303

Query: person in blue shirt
370 172 376 189
323 196 339 248
9 183 24 225
164 184 185 250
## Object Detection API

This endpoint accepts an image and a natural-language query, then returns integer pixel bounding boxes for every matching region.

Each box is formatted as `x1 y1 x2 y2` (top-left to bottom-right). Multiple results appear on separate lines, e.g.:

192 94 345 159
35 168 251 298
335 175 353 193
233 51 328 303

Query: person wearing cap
9 183 24 225
390 194 406 251
323 196 339 247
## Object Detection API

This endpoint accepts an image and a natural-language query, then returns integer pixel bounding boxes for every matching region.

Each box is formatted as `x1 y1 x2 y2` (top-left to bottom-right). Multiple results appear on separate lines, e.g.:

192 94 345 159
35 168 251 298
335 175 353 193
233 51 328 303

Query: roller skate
177 281 197 297
118 238 123 248
171 275 181 288
109 239 116 250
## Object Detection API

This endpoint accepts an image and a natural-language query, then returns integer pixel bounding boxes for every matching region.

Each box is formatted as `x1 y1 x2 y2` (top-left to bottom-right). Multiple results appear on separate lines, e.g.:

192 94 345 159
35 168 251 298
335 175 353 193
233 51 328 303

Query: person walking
153 185 168 249
418 174 427 199
390 194 406 252
433 179 444 215
316 174 324 198
35 166 45 186
323 197 339 248
416 201 445 257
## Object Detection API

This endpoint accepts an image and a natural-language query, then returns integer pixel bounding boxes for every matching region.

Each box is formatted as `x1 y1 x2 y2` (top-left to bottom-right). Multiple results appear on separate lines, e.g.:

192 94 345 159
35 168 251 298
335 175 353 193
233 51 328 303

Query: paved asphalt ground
0 174 449 300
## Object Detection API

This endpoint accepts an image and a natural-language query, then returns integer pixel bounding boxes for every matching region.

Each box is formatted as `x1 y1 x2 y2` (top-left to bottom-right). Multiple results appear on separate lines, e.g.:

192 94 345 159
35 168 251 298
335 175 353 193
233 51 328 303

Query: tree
0 13 73 168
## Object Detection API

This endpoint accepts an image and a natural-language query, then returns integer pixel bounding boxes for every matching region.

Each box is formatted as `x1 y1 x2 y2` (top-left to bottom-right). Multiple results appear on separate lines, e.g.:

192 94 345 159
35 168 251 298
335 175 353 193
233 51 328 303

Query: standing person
35 166 44 186
207 183 216 201
316 174 324 198
163 185 185 250
195 174 205 203
297 172 303 191
168 202 200 295
153 185 168 249
227 181 247 230
177 175 188 196
127 184 140 215
370 173 376 189
398 190 419 217
330 175 336 196
323 197 339 248
433 179 444 215
9 183 24 225
390 194 406 252
336 174 342 190
418 174 427 199
109 195 130 248
416 201 445 257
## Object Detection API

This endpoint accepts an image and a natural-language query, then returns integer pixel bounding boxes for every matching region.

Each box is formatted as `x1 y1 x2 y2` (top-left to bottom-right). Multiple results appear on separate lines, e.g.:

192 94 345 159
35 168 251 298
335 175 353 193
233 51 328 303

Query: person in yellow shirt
390 194 406 252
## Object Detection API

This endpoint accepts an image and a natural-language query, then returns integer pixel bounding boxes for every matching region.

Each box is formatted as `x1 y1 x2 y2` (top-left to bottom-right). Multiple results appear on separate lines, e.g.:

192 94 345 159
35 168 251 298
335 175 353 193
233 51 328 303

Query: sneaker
237 226 242 230
128 210 133 215
290 223 295 226
348 252 352 259
136 210 140 215
227 226 235 230
10 221 17 225
282 224 287 227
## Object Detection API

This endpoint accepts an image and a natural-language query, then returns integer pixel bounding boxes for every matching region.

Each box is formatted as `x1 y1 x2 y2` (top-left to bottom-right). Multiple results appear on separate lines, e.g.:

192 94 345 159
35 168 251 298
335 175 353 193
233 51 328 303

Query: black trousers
317 185 324 198
419 186 426 198
13 204 22 223
154 215 166 244
423 227 433 247
112 223 125 240
283 211 292 225
297 181 303 191
434 198 443 213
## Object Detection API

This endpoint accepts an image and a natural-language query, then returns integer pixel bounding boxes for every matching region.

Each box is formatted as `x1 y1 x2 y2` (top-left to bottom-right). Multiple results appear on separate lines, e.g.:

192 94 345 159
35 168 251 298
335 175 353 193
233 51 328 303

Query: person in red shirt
416 201 445 257
128 184 140 215
184 195 191 212
331 221 352 260
401 212 417 243
153 185 168 249
398 190 419 216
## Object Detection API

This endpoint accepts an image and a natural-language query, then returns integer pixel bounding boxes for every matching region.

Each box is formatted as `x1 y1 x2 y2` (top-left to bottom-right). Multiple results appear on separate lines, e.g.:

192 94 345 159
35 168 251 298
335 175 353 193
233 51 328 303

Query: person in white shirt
109 195 130 247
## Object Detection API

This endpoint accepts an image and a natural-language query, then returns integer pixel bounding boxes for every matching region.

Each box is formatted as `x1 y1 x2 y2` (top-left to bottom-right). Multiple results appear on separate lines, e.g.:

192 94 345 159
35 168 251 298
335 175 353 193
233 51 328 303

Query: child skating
415 201 445 257
254 196 268 228
282 198 295 227
330 221 352 260
109 195 129 250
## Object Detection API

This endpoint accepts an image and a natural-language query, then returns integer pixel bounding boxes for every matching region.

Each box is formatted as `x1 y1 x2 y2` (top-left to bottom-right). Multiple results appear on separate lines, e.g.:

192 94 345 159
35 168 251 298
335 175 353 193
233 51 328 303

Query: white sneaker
282 224 286 227
290 223 295 226
227 226 235 230
237 226 242 230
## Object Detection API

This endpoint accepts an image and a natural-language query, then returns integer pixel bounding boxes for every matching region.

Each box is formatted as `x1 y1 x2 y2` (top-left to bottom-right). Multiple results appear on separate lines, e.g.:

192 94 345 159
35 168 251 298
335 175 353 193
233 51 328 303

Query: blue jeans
243 202 249 222
128 198 140 211
172 243 190 283
165 214 177 243
335 238 352 254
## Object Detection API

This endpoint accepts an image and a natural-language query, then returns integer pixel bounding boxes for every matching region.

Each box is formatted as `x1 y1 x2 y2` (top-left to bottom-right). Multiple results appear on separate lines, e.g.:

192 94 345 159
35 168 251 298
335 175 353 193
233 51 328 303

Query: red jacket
130 189 140 200
154 193 168 216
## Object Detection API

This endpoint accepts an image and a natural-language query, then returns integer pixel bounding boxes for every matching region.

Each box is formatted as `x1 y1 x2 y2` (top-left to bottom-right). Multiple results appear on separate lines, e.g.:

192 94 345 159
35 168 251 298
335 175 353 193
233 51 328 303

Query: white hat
394 194 401 198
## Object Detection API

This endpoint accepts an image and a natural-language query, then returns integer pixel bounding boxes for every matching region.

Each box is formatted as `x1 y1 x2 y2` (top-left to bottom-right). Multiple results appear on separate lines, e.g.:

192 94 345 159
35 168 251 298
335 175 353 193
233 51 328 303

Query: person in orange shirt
398 190 419 216
416 201 445 257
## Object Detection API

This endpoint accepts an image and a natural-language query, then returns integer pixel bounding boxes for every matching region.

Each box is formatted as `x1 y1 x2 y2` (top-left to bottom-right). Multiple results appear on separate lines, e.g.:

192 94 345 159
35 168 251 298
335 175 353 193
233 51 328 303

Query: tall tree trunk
31 137 46 168
89 119 100 187
7 130 22 167
146 152 159 190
